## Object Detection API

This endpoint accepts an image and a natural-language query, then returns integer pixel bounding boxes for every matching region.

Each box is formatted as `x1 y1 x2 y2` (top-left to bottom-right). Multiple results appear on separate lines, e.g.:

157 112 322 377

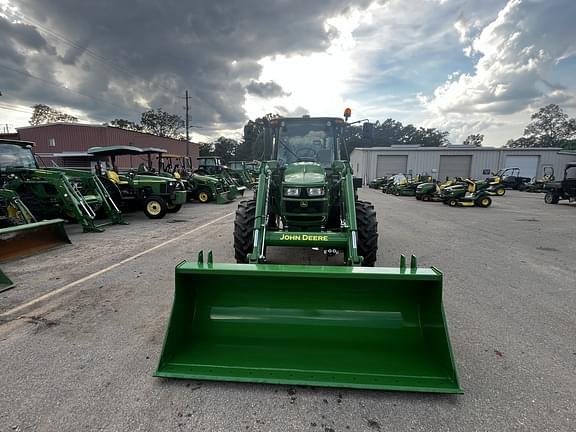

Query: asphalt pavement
0 189 574 431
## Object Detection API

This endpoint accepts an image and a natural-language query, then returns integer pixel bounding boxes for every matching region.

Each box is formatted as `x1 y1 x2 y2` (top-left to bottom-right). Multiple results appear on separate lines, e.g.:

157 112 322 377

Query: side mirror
362 122 374 140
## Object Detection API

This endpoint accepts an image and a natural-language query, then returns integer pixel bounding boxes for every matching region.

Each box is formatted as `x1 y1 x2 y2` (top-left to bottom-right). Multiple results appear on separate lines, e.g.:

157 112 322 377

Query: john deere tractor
0 139 124 233
155 112 461 394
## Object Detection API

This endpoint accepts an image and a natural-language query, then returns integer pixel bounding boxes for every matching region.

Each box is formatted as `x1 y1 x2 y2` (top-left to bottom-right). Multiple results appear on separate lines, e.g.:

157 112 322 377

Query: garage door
438 155 472 181
504 155 539 178
376 155 408 177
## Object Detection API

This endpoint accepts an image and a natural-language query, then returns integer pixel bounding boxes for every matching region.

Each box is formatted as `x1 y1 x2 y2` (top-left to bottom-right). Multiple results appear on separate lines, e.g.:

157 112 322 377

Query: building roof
17 123 194 143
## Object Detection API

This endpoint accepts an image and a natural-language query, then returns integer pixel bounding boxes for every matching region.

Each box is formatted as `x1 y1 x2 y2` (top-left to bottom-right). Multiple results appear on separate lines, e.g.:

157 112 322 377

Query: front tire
356 201 378 267
144 196 167 219
448 199 458 207
196 189 211 203
234 199 256 263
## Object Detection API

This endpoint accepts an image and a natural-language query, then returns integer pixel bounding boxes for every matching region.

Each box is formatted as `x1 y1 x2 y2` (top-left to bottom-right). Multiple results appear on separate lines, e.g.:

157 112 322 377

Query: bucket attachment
0 219 71 262
215 191 234 204
155 253 462 394
0 268 15 292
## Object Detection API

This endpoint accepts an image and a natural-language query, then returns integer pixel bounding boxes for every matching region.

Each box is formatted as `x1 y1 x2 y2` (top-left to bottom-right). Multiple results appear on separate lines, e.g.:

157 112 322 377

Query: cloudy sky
1 0 575 145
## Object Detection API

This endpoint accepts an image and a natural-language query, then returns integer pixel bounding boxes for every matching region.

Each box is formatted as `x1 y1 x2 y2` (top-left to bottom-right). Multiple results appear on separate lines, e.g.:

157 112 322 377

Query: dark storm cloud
1 0 374 132
245 80 290 98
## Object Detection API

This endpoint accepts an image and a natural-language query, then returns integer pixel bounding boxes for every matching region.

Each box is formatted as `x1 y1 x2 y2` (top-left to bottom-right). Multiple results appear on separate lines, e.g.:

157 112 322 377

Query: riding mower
155 111 461 394
1 139 124 233
415 178 464 201
88 146 187 219
442 179 492 208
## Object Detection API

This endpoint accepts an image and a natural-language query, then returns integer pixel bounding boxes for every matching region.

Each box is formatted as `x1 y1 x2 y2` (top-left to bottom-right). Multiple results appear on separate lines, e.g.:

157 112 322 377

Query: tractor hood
283 162 326 186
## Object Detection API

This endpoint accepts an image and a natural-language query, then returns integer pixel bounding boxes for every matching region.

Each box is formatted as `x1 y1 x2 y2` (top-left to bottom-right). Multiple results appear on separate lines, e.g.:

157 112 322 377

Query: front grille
285 200 325 214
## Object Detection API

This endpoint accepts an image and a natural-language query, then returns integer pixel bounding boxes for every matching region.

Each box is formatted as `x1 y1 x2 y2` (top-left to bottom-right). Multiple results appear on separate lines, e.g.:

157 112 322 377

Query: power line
0 104 33 115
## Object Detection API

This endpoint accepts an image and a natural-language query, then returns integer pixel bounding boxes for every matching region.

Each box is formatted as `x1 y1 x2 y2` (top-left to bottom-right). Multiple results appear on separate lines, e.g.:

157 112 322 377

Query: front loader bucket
0 268 15 292
155 255 462 394
0 219 71 262
215 191 234 204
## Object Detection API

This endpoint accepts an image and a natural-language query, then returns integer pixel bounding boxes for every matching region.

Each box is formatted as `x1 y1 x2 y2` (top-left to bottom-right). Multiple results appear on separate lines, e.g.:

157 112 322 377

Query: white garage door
438 155 472 181
376 155 408 177
504 155 539 178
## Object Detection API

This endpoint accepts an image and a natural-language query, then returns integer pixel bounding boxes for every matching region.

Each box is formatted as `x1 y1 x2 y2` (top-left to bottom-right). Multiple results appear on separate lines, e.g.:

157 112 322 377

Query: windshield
276 120 336 167
0 143 37 171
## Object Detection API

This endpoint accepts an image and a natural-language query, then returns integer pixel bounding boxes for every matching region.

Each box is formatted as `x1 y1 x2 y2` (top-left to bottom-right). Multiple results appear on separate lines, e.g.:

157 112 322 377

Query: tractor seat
106 170 129 185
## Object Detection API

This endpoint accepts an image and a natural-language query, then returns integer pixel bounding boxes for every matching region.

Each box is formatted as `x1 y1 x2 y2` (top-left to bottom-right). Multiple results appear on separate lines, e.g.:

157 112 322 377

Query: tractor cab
0 139 38 175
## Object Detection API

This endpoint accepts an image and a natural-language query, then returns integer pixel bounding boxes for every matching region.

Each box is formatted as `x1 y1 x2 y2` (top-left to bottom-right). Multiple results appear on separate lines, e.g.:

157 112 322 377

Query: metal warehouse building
3 123 200 170
350 146 576 183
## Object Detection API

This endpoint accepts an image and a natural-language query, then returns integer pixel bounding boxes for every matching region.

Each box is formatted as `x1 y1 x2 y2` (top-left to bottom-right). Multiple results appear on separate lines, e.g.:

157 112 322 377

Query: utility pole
182 89 192 160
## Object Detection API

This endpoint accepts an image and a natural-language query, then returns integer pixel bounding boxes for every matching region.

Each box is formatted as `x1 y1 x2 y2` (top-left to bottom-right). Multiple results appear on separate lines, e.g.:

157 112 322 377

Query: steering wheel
295 147 318 161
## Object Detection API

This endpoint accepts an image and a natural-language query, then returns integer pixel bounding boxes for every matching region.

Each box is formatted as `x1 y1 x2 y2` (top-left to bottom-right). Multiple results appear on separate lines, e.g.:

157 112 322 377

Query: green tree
522 104 576 147
29 104 78 125
109 118 142 131
463 133 484 146
213 137 239 163
199 142 214 156
140 108 184 138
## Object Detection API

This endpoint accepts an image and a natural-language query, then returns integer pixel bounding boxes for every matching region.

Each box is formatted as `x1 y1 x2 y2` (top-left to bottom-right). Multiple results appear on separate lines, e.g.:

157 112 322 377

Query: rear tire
234 199 256 263
544 191 559 204
477 196 492 208
355 201 378 267
448 199 458 207
144 196 167 219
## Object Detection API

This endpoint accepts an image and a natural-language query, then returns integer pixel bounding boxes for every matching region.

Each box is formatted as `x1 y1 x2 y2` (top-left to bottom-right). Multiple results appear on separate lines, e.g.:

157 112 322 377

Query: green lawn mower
442 179 492 208
155 111 461 394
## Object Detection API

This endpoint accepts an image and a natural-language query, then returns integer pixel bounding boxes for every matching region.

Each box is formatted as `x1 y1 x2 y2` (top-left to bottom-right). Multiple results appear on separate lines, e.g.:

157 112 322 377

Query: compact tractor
0 139 124 234
88 146 187 219
155 111 461 394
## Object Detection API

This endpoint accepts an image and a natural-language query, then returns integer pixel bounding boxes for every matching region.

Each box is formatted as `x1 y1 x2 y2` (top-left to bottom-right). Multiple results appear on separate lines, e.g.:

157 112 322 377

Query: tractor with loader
0 139 124 233
155 110 462 394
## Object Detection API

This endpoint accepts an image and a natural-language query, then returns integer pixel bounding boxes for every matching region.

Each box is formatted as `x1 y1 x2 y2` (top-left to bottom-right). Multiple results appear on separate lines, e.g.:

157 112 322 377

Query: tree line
27 102 576 163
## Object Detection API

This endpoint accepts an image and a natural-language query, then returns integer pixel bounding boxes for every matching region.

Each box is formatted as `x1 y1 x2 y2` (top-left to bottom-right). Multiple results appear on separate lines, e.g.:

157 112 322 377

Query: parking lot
1 188 574 432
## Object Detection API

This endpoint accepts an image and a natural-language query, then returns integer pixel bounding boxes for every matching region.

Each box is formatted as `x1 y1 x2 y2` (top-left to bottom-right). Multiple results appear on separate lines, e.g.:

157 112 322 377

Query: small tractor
88 146 187 219
1 139 124 233
544 163 576 204
195 157 246 198
522 166 554 193
155 111 462 394
227 160 257 189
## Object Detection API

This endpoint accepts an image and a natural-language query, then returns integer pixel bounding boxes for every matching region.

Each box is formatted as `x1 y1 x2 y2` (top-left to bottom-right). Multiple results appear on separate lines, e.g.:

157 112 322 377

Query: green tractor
88 146 187 219
195 157 246 198
155 113 461 394
227 160 257 189
0 139 124 233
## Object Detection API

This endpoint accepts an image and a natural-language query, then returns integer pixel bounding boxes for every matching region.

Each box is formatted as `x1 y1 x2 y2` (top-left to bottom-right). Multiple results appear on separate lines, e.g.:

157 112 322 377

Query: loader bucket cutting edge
155 261 462 394
0 219 71 262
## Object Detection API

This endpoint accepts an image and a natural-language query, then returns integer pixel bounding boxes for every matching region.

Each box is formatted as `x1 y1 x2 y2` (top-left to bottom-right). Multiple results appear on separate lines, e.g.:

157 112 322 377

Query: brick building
8 123 199 170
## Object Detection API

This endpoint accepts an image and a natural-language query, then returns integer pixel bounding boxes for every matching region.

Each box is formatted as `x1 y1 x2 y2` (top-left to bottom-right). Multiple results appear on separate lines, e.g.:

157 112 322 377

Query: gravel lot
0 189 574 432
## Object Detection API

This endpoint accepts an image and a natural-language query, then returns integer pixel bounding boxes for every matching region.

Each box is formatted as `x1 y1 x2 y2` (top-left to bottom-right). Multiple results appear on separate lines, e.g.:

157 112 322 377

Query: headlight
307 187 324 197
169 181 175 187
285 187 300 197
